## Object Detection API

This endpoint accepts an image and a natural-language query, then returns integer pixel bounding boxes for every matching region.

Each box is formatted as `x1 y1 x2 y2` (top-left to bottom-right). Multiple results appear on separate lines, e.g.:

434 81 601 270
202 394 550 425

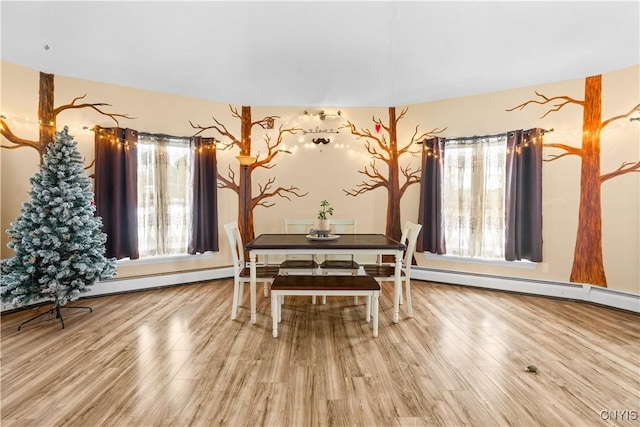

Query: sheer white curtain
442 136 506 259
137 135 193 257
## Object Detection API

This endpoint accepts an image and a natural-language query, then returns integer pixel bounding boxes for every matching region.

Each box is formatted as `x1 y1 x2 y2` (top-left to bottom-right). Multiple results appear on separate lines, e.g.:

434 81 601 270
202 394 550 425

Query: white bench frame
270 276 380 338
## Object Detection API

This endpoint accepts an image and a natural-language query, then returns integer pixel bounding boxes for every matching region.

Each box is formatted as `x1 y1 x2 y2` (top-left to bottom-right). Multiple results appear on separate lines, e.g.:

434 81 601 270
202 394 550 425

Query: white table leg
365 295 371 323
271 293 278 337
393 250 402 323
250 251 257 324
373 292 379 337
263 255 270 297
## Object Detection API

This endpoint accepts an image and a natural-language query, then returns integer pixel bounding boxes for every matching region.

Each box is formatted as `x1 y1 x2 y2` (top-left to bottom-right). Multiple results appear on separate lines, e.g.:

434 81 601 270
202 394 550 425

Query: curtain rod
443 132 507 142
418 128 553 144
94 126 220 143
137 131 194 141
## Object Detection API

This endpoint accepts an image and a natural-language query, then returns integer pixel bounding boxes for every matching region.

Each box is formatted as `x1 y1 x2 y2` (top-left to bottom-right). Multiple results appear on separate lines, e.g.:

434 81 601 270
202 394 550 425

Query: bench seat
270 275 380 338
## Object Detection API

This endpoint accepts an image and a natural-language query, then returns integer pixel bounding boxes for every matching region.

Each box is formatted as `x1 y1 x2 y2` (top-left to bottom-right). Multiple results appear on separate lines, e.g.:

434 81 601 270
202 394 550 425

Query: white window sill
117 251 215 266
422 252 537 270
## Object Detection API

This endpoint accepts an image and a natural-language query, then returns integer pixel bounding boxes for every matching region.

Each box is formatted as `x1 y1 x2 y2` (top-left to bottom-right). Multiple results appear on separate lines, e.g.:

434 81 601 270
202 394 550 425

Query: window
137 134 193 257
95 127 219 260
419 129 542 262
442 136 507 259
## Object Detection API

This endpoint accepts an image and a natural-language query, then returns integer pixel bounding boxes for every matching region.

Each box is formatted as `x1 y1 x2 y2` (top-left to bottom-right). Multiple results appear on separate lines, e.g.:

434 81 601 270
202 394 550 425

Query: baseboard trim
83 267 234 297
1 267 234 313
411 267 639 314
3 266 638 315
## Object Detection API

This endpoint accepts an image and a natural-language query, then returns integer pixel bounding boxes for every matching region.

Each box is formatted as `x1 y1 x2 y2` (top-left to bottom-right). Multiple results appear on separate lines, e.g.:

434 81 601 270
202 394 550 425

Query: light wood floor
1 279 638 427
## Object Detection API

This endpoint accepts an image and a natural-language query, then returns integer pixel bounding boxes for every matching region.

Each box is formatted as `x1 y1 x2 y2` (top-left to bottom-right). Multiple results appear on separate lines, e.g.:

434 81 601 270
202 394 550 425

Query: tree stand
18 303 93 331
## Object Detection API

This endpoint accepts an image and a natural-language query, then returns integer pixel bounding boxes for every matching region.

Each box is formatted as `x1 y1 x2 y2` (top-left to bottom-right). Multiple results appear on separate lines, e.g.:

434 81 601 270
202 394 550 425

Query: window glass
137 135 193 257
442 136 506 259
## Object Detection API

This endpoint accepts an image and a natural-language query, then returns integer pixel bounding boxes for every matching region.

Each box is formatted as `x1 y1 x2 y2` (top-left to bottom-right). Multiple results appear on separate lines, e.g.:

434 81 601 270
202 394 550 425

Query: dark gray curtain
417 137 446 254
505 129 543 261
94 127 139 260
188 137 219 254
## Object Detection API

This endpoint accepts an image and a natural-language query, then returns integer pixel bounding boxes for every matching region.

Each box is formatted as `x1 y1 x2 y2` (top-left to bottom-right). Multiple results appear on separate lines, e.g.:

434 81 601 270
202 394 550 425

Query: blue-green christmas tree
1 126 116 310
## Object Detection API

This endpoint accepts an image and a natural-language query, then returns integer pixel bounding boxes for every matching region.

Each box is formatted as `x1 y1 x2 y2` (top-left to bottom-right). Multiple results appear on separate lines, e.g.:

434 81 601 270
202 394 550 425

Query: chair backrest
376 221 411 266
329 218 357 234
283 219 316 263
224 221 245 274
284 218 316 234
402 221 423 270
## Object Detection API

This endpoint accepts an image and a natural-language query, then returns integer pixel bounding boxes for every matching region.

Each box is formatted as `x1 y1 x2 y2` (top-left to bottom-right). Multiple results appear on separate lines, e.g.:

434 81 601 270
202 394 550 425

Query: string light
0 113 222 153
505 135 541 155
2 109 637 158
1 114 57 127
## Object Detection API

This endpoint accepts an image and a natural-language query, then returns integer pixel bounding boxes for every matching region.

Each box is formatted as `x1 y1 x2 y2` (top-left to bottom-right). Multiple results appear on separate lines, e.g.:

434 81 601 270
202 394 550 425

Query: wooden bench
270 275 380 338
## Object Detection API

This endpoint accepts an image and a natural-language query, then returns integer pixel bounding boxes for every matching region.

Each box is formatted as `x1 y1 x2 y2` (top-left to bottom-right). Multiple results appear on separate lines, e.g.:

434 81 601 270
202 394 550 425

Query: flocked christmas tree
1 126 116 329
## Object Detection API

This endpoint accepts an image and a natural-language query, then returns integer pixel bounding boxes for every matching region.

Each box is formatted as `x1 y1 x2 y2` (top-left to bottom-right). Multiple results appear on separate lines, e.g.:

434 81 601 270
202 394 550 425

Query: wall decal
342 107 446 241
0 72 133 165
508 74 640 287
191 105 307 245
301 126 339 135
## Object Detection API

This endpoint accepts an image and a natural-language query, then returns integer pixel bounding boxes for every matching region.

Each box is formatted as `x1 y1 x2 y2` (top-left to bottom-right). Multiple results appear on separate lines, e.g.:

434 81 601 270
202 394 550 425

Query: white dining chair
319 218 360 274
363 221 422 317
279 218 319 275
224 221 280 320
319 218 360 304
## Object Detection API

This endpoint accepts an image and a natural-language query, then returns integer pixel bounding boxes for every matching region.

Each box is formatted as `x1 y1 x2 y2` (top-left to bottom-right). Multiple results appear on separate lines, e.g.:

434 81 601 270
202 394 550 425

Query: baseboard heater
411 267 639 314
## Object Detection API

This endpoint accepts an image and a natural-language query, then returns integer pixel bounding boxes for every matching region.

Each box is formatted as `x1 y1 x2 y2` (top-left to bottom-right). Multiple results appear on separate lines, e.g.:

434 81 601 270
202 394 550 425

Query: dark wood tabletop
245 233 406 251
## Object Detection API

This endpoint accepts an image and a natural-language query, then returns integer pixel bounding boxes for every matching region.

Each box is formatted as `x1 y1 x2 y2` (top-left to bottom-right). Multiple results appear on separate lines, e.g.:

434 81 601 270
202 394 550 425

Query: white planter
317 219 330 231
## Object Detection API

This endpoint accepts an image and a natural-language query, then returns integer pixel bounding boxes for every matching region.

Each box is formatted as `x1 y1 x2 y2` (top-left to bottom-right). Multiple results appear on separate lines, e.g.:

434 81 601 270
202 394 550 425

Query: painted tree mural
191 105 306 244
508 74 640 287
1 72 132 164
343 106 445 240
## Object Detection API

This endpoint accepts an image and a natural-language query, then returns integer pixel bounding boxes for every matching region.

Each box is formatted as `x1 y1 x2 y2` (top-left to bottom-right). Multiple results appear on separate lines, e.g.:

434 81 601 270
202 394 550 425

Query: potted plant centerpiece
316 199 334 232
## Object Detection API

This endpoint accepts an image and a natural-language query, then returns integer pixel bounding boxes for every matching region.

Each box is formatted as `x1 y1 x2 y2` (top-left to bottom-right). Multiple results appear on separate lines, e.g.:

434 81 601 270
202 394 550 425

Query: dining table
244 233 407 324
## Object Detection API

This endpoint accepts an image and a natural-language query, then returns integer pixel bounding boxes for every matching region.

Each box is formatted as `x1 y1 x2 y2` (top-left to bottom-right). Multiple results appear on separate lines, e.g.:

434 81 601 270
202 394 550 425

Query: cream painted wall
403 65 639 294
1 61 638 294
0 61 242 278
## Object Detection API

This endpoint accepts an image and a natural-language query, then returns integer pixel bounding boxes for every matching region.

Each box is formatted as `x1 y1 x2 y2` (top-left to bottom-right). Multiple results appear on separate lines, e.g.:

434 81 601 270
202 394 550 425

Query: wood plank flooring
1 279 639 427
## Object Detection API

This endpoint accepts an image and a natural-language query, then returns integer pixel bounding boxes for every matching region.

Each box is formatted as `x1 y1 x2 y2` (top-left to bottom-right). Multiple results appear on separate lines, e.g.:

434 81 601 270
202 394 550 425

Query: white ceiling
2 1 639 107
